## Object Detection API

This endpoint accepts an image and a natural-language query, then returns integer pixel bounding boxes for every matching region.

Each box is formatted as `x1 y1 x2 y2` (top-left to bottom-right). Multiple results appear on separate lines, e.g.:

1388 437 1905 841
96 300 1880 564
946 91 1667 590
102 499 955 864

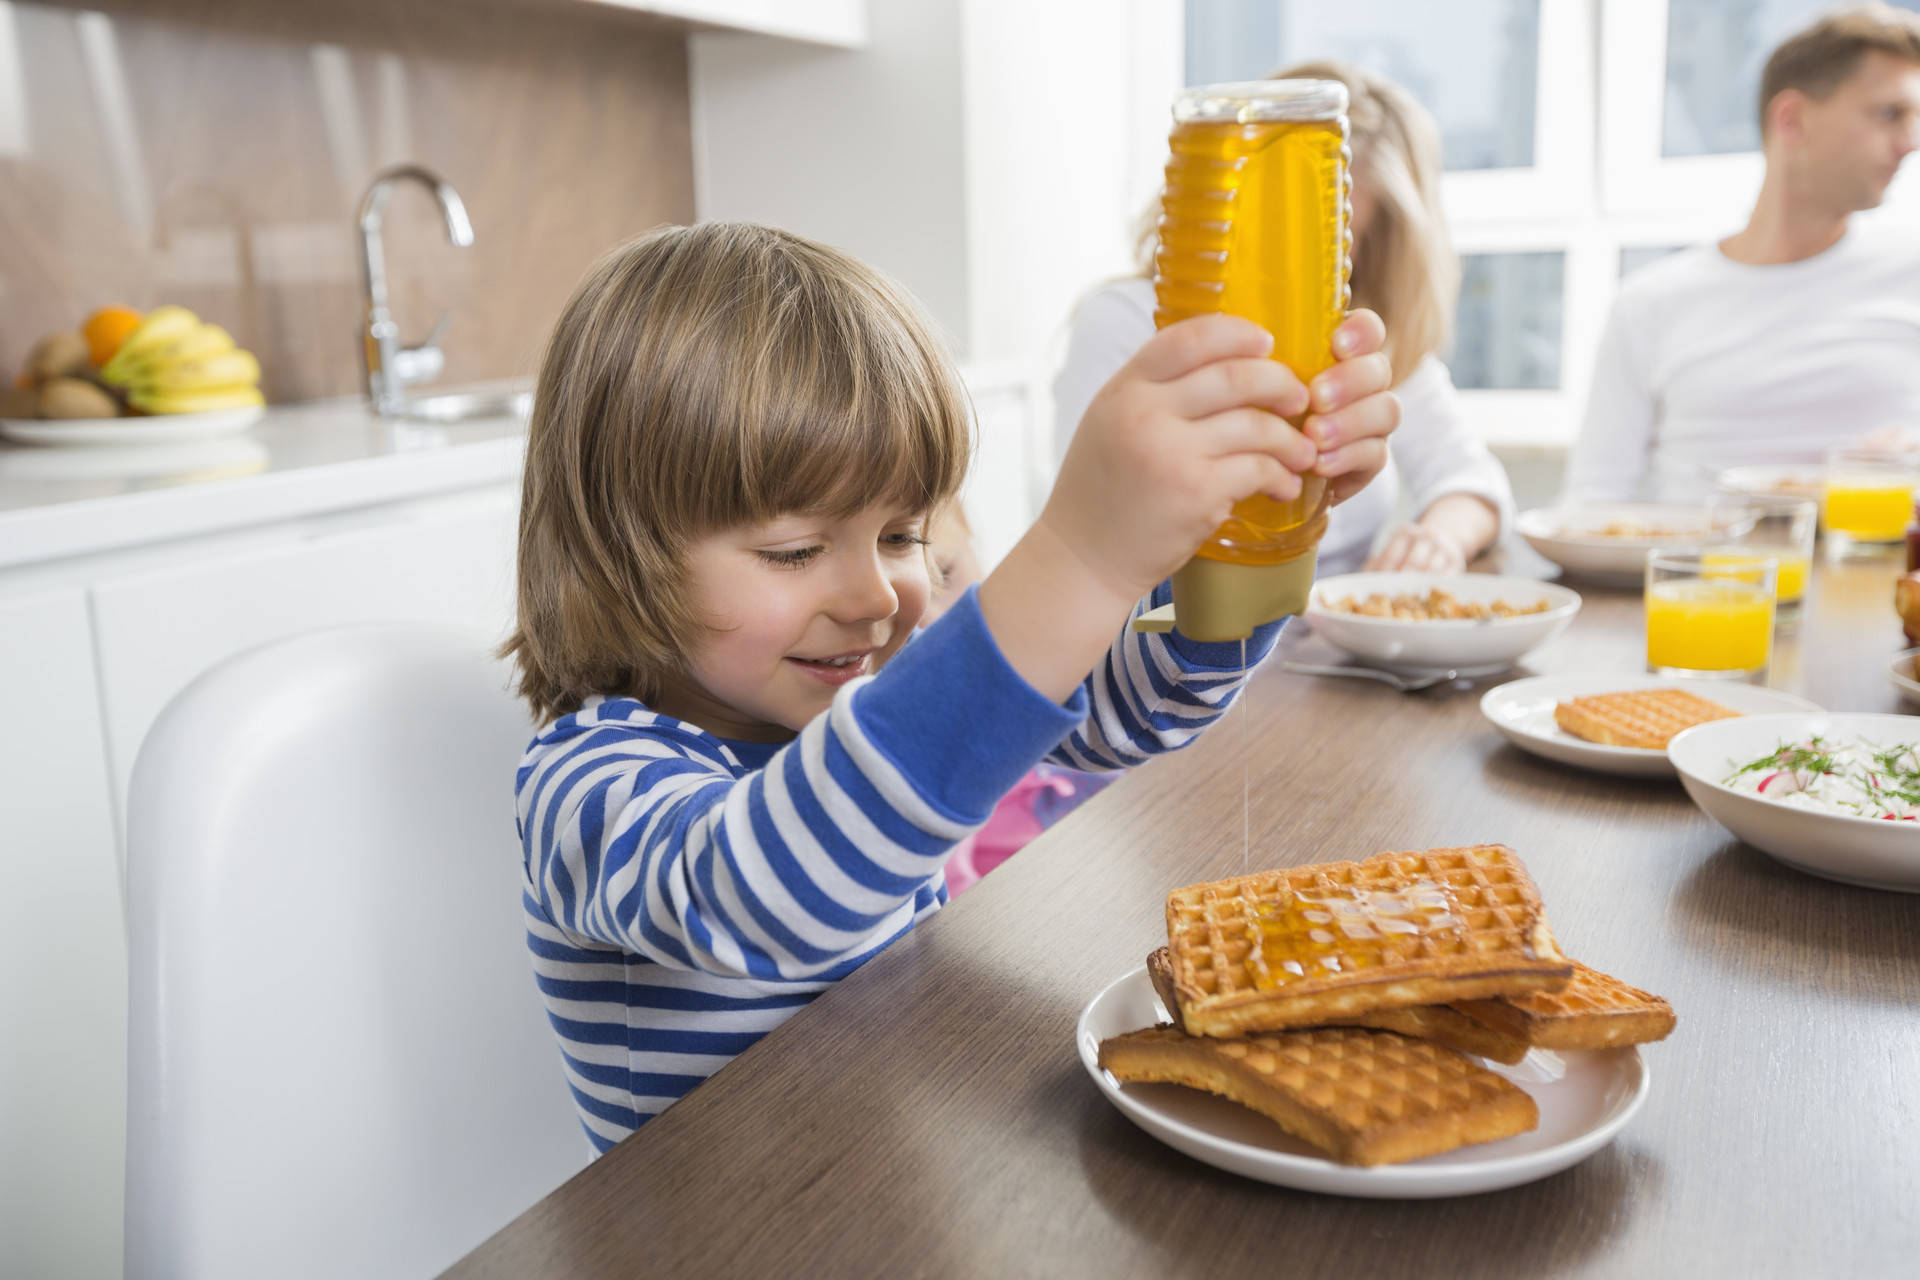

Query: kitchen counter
0 394 529 574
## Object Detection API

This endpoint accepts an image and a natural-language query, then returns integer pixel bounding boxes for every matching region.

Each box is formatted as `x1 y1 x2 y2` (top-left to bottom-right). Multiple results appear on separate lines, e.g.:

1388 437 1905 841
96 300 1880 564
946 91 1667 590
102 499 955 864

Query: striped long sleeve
517 584 1280 1151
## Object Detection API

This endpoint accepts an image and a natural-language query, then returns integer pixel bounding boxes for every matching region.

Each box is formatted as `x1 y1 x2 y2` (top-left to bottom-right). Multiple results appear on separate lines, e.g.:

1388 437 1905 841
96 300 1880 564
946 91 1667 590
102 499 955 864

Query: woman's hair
503 221 974 723
1135 59 1458 386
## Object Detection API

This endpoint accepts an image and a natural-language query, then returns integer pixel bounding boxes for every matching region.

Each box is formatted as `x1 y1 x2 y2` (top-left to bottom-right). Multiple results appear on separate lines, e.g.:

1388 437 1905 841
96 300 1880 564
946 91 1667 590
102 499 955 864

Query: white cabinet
0 479 520 1280
91 489 519 864
0 587 128 1280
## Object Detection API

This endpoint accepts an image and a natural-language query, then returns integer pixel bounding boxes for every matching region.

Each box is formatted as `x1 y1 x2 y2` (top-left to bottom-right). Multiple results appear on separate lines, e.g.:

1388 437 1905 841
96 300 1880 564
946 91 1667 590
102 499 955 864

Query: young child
925 501 1114 896
505 222 1398 1153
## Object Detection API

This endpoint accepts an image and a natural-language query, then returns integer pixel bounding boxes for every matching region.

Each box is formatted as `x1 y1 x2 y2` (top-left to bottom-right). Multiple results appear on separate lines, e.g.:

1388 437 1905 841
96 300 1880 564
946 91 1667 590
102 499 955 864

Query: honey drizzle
1250 880 1462 991
1240 638 1250 875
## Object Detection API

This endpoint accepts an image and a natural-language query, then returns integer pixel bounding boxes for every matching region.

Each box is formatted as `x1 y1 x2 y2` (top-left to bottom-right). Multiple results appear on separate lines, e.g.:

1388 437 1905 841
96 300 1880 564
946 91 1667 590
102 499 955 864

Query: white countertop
0 394 528 571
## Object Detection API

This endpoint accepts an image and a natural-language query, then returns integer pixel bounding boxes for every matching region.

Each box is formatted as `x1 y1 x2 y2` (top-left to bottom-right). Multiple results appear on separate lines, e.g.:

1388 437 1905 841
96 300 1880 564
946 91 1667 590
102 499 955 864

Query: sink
397 390 531 423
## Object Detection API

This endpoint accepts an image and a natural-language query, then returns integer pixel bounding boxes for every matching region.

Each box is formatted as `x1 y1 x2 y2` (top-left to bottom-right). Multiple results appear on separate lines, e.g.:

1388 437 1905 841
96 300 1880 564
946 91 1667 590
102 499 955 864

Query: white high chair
123 623 588 1280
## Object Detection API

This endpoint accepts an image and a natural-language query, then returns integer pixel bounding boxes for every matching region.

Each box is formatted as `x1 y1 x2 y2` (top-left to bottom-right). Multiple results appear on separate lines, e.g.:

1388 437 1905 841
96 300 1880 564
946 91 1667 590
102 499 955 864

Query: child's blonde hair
504 221 974 723
1135 60 1458 387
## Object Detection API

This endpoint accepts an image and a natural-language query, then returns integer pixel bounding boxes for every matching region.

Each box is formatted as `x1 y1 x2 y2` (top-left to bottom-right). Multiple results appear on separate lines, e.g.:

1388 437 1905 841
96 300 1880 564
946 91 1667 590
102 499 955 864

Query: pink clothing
944 764 1112 896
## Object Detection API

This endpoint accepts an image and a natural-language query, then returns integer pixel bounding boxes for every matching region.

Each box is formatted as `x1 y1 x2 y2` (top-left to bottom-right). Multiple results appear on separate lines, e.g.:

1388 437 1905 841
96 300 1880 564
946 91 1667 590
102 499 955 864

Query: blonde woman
1054 60 1513 574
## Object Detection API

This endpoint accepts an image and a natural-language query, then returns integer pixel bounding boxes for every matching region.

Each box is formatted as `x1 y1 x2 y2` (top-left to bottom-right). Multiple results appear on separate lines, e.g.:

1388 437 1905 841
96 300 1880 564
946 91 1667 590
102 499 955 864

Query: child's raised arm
981 309 1396 701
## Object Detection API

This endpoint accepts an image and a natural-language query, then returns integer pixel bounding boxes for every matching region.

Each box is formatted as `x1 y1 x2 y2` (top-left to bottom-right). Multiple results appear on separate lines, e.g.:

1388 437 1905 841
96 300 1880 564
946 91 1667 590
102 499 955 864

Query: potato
37 376 121 419
24 331 90 383
0 385 37 418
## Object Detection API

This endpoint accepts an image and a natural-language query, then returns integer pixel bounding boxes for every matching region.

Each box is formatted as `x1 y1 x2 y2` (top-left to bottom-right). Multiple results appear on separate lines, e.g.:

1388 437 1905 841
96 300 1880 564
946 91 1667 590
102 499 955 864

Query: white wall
690 2 1184 558
689 3 972 351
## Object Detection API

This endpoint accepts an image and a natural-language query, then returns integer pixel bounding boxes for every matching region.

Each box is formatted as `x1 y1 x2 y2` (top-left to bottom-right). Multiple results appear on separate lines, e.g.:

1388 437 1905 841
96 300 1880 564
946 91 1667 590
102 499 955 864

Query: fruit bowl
0 406 265 447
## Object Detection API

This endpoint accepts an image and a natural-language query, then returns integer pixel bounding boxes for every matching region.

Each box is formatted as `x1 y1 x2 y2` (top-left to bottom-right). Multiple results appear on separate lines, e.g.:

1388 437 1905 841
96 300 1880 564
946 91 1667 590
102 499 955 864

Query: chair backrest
125 623 587 1280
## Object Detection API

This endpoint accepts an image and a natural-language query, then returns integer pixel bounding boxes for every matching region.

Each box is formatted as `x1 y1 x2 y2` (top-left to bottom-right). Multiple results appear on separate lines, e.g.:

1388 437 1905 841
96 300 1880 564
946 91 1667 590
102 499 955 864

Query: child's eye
756 546 823 568
884 532 931 553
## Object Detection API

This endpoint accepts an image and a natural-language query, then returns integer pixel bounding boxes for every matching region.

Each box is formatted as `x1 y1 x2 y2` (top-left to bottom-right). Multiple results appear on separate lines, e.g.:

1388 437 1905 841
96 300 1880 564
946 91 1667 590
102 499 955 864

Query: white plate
1669 712 1920 892
1890 649 1920 706
1479 673 1823 777
0 405 265 446
1516 503 1715 584
1076 966 1649 1198
1715 464 1826 511
1304 573 1580 675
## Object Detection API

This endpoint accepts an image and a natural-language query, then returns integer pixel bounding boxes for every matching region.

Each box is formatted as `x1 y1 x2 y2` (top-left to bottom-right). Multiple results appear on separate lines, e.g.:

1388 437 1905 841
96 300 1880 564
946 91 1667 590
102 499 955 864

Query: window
1185 0 1543 172
1663 0 1920 157
1177 0 1920 451
1451 252 1564 390
1618 244 1686 278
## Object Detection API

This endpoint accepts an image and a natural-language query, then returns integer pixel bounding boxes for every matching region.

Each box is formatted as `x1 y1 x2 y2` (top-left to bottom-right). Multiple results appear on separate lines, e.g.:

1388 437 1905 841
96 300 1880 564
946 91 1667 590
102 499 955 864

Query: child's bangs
729 328 971 527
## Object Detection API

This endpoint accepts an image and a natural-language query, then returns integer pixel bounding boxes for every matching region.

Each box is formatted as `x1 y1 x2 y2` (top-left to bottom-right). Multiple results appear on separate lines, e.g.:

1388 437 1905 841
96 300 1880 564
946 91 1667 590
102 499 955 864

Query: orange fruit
82 306 144 367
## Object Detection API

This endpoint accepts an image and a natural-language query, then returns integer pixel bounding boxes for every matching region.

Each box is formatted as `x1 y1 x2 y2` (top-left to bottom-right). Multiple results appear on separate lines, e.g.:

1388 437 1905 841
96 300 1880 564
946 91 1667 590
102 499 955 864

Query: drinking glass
1645 549 1776 679
1704 495 1819 625
1824 445 1917 555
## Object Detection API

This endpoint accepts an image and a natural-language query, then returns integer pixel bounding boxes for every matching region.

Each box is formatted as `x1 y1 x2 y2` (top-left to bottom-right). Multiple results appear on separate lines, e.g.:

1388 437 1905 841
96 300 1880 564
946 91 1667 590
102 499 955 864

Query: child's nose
830 552 900 623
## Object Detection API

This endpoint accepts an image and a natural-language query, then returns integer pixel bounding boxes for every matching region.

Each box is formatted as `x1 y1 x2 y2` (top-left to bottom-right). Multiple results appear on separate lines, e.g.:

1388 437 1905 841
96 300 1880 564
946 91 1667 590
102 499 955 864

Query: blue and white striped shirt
516 584 1280 1152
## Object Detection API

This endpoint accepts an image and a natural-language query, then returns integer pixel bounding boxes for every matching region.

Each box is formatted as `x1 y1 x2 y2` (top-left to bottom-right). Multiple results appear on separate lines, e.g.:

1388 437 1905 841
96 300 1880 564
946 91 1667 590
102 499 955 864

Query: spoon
1280 661 1463 692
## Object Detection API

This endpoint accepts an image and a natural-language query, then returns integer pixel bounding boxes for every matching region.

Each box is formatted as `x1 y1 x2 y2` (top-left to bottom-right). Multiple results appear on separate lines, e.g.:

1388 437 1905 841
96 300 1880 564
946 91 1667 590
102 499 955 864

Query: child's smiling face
651 502 935 740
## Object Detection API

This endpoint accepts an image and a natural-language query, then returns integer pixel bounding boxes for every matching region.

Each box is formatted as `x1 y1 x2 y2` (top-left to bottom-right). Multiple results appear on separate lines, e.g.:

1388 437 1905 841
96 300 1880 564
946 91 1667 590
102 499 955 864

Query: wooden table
448 548 1920 1279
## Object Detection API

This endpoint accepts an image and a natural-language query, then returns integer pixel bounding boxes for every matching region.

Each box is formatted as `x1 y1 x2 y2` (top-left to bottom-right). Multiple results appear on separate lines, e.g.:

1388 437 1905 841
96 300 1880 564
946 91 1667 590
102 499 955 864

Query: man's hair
502 222 973 723
1759 3 1920 136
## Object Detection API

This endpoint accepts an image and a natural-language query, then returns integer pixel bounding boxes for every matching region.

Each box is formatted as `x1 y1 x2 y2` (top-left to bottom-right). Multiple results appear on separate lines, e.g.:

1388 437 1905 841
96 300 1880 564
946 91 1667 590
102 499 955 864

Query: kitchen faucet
356 165 473 416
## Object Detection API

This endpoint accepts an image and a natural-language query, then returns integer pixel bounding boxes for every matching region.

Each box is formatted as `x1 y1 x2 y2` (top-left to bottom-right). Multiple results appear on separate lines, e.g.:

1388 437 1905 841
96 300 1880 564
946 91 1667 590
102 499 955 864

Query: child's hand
981 310 1394 702
1042 310 1395 602
1305 310 1399 506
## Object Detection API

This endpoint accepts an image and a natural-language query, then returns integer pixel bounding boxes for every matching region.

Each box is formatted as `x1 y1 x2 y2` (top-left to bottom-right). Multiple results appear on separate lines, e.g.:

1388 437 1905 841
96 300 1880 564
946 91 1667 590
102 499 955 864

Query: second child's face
654 502 934 741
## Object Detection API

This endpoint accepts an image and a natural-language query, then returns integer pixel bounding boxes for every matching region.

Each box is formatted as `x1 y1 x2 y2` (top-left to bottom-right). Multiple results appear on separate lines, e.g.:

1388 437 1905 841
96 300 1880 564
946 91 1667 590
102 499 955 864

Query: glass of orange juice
1704 495 1818 625
1645 549 1776 679
1824 445 1917 555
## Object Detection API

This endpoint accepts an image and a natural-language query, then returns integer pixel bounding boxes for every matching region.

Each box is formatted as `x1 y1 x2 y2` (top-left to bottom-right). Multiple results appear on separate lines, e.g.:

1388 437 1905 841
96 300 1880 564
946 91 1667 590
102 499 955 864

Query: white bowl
1668 712 1920 892
1517 503 1714 583
1304 573 1580 676
1890 649 1920 706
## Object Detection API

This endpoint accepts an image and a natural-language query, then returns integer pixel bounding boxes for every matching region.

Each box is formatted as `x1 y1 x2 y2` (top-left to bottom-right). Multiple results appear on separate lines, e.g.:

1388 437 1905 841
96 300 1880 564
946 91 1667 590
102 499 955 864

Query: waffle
1098 1025 1538 1166
1165 846 1571 1038
1553 688 1739 750
1351 1004 1532 1065
1147 946 1529 1063
1452 961 1677 1050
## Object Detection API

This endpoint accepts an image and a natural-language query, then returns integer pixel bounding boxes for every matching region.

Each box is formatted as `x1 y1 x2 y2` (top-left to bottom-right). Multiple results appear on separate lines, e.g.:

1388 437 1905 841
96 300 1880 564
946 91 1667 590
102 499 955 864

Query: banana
126 384 265 415
110 323 237 381
100 306 200 384
127 349 261 393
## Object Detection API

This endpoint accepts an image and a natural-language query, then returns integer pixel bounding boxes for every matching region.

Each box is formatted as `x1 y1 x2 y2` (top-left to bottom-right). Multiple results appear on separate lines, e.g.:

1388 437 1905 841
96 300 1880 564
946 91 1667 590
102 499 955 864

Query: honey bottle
1152 80 1351 641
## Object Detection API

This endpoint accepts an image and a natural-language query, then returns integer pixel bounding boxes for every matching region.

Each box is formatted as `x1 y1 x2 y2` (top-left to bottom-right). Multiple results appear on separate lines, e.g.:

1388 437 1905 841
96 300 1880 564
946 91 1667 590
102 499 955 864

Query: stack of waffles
1097 845 1674 1167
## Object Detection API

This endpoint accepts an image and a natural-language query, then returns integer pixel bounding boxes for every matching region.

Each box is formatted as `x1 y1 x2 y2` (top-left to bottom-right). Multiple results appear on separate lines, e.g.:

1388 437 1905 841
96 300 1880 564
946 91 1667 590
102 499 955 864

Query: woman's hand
1304 309 1400 506
1364 494 1501 572
1366 523 1468 573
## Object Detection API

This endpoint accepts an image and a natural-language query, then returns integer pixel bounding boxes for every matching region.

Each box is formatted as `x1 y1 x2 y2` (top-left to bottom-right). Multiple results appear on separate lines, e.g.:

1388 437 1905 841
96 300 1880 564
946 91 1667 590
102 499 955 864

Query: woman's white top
1051 277 1514 574
1564 215 1920 504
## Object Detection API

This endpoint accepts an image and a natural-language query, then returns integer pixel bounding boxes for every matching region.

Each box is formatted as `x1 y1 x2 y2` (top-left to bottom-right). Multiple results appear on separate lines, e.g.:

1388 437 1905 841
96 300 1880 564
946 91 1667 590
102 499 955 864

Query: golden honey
1252 881 1460 990
1154 82 1351 567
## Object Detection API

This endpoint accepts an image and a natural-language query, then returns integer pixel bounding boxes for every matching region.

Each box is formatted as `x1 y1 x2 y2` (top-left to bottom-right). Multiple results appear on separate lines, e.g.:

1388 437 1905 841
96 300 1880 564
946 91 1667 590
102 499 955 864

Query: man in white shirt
1564 4 1920 503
